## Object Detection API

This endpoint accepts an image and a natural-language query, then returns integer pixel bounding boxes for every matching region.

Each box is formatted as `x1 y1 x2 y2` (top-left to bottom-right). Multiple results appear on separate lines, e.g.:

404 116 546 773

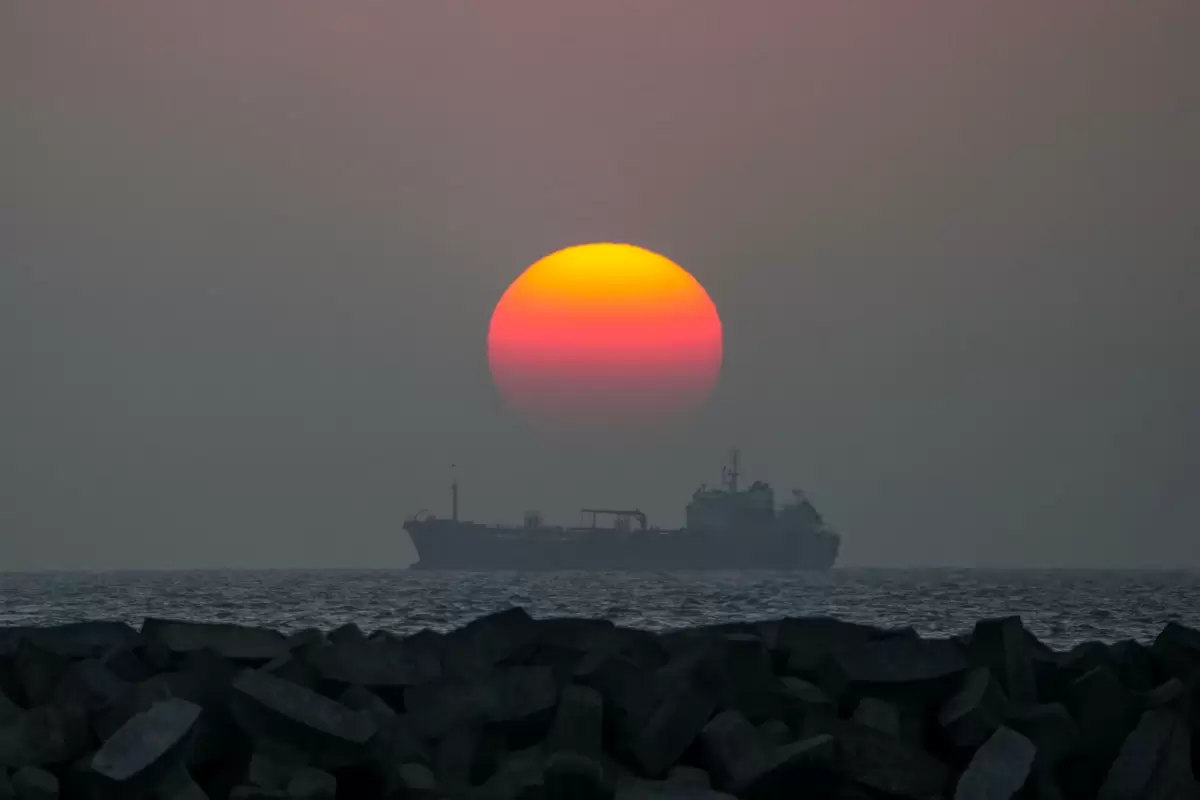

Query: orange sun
488 243 723 431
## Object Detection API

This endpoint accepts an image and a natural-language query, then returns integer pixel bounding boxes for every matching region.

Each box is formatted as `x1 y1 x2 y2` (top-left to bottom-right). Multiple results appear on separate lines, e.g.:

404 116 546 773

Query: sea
3 568 1198 651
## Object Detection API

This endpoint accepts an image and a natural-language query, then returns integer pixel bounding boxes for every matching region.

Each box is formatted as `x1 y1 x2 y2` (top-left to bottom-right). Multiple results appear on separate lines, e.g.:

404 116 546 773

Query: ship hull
404 520 838 571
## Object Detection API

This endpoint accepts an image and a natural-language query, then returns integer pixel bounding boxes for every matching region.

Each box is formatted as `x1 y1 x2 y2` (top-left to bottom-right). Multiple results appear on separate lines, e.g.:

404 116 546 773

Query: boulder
953 726 1035 800
1108 640 1155 693
433 725 477 790
939 667 1009 750
771 617 882 678
0 770 11 800
1004 703 1078 774
391 762 439 797
284 767 335 799
633 684 715 778
307 639 430 694
92 674 179 743
615 777 737 799
548 684 603 758
698 710 764 791
283 629 325 654
699 709 834 797
89 698 203 794
0 706 91 768
1152 621 1200 681
141 620 287 663
851 697 902 738
756 720 790 747
326 624 366 645
967 617 1038 705
471 745 545 800
778 677 836 723
821 719 950 799
666 767 710 788
1098 708 1199 800
818 634 967 699
12 642 69 708
441 608 538 682
406 665 559 741
544 752 612 800
52 658 130 714
0 689 20 724
99 645 154 684
10 766 58 800
337 686 396 728
228 670 377 762
0 623 142 659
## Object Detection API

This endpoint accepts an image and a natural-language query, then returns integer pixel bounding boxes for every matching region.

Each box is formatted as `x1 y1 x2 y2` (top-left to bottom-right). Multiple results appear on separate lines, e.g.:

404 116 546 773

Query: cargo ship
403 450 840 571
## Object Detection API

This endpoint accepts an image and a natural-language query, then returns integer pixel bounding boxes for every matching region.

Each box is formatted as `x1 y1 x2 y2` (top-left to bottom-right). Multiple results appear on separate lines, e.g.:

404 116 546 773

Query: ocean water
2 568 1198 650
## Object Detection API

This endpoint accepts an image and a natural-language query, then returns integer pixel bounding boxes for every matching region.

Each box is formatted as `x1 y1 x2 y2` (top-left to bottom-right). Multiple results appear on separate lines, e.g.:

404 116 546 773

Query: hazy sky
4 3 1198 569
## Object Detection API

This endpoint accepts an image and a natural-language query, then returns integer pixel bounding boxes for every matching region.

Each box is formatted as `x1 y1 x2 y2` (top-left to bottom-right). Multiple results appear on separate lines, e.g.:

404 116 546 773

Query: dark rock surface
1 612 1198 798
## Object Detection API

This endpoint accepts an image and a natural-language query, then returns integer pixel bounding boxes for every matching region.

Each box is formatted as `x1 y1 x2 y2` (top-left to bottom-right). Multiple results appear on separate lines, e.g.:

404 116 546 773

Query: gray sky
3 2 1198 569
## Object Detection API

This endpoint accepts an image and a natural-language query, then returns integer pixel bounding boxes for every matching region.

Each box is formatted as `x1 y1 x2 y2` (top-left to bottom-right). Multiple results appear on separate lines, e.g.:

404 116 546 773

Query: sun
487 243 723 431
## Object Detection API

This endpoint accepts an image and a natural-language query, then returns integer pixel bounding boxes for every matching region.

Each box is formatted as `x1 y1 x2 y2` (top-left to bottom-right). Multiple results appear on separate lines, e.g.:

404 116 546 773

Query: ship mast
450 463 459 522
723 447 741 492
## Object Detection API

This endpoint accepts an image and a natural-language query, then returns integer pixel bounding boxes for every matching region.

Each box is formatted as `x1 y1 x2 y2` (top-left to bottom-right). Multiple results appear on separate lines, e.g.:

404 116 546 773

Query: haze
3 3 1197 570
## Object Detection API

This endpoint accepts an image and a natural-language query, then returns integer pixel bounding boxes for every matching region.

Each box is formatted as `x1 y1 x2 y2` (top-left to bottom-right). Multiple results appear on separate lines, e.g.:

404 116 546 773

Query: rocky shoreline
1 611 1197 799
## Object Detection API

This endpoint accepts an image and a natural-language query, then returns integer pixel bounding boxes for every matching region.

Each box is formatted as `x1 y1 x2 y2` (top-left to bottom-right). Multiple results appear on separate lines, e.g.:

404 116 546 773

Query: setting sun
488 243 723 430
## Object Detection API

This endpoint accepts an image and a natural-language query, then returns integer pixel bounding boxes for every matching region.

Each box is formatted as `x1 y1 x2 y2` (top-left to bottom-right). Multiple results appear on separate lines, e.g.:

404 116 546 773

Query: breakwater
1 611 1197 799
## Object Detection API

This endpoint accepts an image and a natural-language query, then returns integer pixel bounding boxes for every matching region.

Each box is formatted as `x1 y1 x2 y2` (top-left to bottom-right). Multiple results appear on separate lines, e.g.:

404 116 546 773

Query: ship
403 449 840 571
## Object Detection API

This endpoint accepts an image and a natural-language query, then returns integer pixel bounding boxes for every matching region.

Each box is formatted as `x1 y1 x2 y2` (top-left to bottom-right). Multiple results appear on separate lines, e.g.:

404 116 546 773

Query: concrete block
141 620 287 663
89 698 203 794
939 667 1009 749
953 726 1035 800
548 684 603 758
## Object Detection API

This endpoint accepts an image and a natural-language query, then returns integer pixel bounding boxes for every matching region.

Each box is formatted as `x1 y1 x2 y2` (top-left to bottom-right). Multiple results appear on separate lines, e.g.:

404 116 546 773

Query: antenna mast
723 447 741 492
450 463 459 522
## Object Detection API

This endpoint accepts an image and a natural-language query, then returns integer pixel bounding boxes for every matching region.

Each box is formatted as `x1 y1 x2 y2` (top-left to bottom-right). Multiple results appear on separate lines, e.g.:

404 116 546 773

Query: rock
939 667 1009 749
229 669 377 763
967 617 1038 705
13 642 69 708
0 689 20 724
699 710 764 791
1004 702 1078 773
772 617 882 678
633 683 715 778
99 645 155 684
818 634 967 698
283 629 325 653
92 673 179 742
1109 640 1155 693
442 608 538 682
433 725 477 790
369 716 430 788
1145 677 1186 709
851 697 902 738
246 744 306 790
141 619 287 662
1152 621 1200 681
0 706 91 767
406 665 559 741
10 766 58 800
156 773 211 800
953 726 1035 799
615 777 737 799
0 772 12 800
89 698 203 794
666 767 710 788
1098 708 1199 800
576 651 660 742
778 676 836 722
229 787 287 799
548 684 603 758
1066 664 1136 757
52 658 130 713
393 762 439 796
822 719 950 799
285 767 335 799
0 622 142 659
472 745 545 800
326 623 366 645
337 686 396 728
756 720 790 747
307 639 429 693
544 752 612 800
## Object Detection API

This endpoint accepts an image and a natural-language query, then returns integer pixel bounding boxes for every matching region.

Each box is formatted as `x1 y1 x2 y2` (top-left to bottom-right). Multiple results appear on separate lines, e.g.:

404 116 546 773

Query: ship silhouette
404 449 840 571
